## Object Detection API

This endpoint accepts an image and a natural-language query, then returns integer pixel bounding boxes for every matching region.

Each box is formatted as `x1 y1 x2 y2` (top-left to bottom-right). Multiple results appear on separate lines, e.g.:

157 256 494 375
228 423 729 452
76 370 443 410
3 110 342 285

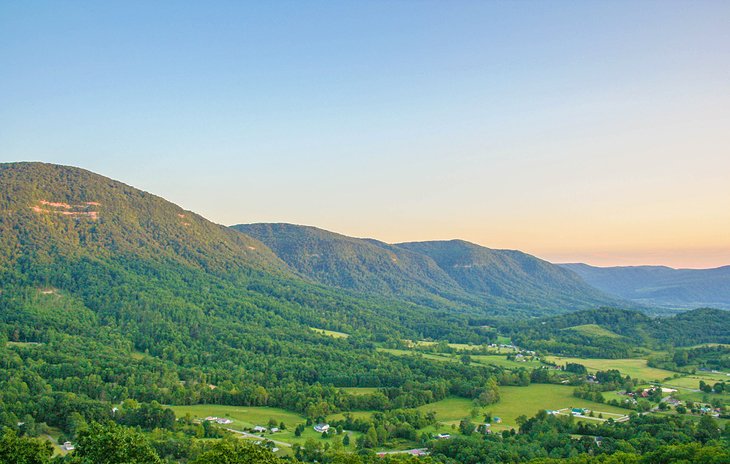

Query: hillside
397 240 622 314
496 307 730 358
0 162 495 392
0 164 517 462
232 223 472 308
235 224 625 315
561 263 730 310
0 162 291 277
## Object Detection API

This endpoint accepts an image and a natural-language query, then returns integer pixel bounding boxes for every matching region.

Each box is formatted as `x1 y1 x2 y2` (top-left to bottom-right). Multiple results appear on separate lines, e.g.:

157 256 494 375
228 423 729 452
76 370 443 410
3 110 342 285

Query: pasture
310 327 349 338
341 387 380 395
414 385 631 433
380 347 538 370
170 404 362 448
545 356 676 381
487 384 631 430
563 324 622 339
470 354 543 369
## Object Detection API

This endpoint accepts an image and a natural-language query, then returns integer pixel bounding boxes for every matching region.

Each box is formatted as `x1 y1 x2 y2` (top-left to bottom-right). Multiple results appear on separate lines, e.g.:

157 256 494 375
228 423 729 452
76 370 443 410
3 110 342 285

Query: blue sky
2 1 729 267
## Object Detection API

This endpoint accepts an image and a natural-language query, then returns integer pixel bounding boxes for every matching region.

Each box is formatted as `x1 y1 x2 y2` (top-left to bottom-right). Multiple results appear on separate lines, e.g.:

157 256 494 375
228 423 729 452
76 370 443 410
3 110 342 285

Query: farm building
314 423 330 433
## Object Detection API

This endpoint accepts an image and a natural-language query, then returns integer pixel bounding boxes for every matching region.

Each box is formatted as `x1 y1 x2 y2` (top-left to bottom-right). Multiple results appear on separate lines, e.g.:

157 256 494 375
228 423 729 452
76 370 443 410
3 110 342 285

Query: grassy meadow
545 356 676 382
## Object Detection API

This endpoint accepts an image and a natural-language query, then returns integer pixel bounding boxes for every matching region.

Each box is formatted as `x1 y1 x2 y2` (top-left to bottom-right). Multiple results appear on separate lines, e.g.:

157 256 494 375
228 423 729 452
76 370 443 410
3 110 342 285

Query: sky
1 1 729 268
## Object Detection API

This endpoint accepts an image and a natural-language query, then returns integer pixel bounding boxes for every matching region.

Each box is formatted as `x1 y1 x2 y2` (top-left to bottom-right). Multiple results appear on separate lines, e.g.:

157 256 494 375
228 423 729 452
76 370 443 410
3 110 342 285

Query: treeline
491 308 730 358
429 409 729 464
648 345 730 372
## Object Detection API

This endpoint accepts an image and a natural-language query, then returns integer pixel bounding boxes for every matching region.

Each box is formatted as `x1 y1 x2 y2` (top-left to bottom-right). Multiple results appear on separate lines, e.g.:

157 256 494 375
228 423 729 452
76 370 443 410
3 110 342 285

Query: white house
253 426 267 433
62 442 75 451
314 423 330 433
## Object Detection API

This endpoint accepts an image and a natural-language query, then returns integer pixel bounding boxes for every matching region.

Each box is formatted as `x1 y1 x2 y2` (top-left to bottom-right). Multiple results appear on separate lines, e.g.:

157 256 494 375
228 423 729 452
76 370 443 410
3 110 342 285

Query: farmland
564 324 622 338
170 404 363 450
545 356 676 381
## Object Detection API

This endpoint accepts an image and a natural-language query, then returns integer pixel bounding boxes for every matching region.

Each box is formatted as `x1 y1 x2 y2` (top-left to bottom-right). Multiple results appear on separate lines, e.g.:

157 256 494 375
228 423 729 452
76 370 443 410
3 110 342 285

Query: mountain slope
496 307 730 358
0 162 289 277
561 263 730 310
235 224 624 315
397 240 621 313
232 223 476 308
0 162 493 382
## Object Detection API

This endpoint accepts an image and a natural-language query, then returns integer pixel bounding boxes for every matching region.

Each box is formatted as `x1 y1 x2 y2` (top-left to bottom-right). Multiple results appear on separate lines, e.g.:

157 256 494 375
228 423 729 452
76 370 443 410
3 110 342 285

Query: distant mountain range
233 223 625 315
560 263 730 310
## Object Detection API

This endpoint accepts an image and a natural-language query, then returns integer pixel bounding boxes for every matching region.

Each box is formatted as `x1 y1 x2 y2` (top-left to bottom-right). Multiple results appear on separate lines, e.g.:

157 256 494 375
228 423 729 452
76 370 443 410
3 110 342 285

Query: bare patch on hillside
31 200 101 220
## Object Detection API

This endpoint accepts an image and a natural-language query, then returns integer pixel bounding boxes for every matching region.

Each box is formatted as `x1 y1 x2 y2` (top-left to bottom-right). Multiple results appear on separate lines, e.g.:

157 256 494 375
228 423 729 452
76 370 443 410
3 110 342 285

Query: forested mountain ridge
235 224 626 315
232 223 480 310
398 240 623 313
561 263 730 310
0 162 503 402
0 162 290 277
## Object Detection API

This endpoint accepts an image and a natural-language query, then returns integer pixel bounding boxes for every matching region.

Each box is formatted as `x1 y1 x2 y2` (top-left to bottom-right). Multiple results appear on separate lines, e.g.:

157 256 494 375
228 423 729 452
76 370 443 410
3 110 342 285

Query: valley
0 163 727 463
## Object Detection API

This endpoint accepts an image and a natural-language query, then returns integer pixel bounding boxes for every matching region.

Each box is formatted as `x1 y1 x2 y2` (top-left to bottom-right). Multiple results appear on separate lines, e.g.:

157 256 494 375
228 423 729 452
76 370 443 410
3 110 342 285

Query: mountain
397 240 621 313
0 162 517 453
234 224 624 315
0 162 290 277
232 223 470 306
0 162 495 388
561 263 730 310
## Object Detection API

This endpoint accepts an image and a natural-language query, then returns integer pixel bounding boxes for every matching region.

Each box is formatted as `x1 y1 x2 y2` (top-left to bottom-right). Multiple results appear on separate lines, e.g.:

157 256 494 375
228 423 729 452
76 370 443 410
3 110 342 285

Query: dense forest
234 223 624 316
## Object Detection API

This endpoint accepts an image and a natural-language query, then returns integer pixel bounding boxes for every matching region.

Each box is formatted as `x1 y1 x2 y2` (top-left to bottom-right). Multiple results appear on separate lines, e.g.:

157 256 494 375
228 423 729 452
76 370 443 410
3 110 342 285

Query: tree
342 433 350 446
363 425 378 449
70 422 161 464
696 415 721 443
0 428 53 464
191 438 284 464
459 418 475 436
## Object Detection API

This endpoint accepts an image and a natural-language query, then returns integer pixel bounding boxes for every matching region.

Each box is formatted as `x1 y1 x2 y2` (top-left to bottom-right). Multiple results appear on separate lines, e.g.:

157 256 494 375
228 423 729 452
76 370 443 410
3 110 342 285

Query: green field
411 340 488 351
564 324 622 339
5 341 43 347
378 348 460 364
380 348 535 370
416 397 476 425
310 327 349 338
413 385 631 433
545 356 676 382
170 405 361 449
488 384 631 430
470 354 543 369
662 371 729 390
341 387 379 395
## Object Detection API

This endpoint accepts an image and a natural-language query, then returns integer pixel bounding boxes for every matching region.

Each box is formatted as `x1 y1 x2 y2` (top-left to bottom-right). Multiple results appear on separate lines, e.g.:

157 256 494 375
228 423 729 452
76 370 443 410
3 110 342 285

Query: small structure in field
314 423 330 433
62 441 75 451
